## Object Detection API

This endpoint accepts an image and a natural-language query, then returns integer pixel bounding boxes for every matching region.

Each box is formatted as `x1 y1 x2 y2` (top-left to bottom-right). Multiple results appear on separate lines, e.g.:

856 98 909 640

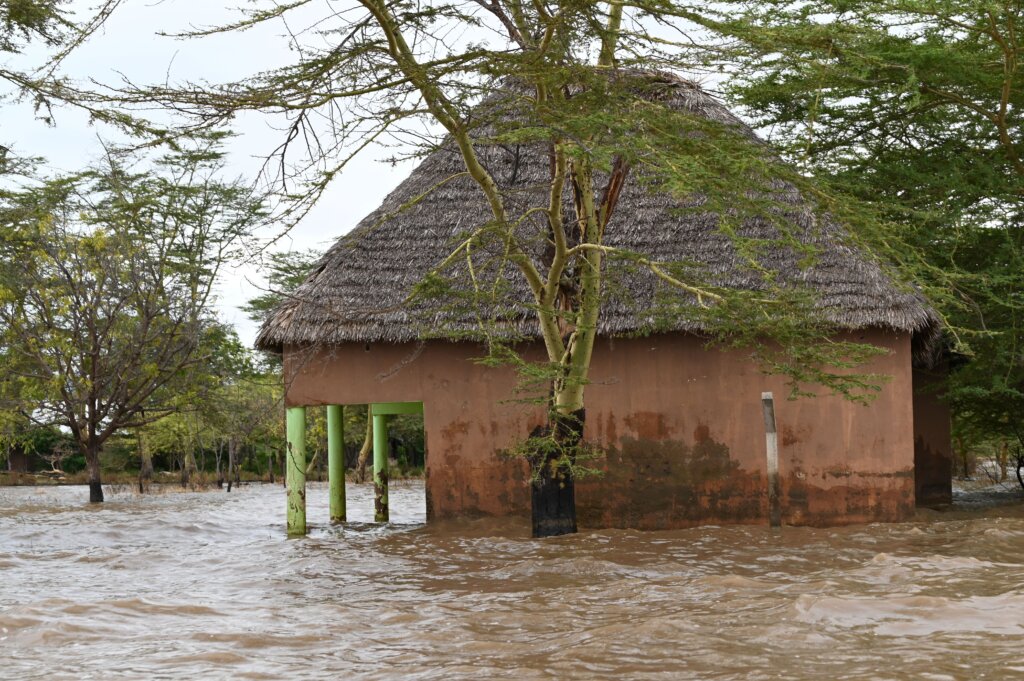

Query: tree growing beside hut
113 2 929 535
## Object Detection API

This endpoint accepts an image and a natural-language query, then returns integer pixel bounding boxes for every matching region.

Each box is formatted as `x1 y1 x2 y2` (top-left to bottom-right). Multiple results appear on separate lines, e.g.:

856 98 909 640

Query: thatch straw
256 71 938 355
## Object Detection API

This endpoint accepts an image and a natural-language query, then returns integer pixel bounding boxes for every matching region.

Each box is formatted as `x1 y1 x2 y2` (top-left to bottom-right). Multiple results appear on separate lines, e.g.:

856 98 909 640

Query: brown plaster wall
284 330 916 529
912 366 953 506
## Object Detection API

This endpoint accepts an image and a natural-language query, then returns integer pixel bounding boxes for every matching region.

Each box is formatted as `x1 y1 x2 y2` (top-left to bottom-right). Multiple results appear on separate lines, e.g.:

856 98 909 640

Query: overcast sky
2 0 418 346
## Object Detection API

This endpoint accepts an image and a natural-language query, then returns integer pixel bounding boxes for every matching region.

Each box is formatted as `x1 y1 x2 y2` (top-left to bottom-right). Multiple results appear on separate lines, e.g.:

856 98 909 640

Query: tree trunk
268 449 275 485
138 454 153 493
305 448 321 478
182 450 198 488
955 436 969 479
138 430 153 494
356 413 373 483
998 441 1009 482
530 409 582 537
226 438 237 492
526 154 605 537
215 439 224 489
236 446 243 489
86 445 104 503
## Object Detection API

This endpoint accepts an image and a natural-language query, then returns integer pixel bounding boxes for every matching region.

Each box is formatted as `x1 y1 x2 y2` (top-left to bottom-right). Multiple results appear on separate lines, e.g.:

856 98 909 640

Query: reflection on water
2 482 1024 680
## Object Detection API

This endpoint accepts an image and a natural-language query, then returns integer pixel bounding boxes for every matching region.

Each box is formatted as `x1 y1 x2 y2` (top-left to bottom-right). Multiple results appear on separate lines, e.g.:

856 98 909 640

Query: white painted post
761 392 782 527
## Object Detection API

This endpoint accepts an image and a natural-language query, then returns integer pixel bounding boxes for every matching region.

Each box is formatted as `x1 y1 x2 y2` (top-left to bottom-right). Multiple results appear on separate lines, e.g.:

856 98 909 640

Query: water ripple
1 482 1023 679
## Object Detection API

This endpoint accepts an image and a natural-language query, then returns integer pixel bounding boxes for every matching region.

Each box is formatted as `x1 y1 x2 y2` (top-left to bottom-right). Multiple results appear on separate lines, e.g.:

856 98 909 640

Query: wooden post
761 392 782 527
372 410 389 522
326 404 346 523
286 406 307 536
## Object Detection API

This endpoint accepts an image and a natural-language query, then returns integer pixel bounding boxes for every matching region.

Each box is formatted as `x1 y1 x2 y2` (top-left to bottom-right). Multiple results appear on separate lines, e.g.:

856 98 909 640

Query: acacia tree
242 250 321 368
117 2 892 535
0 146 261 502
696 0 1023 447
0 1 119 58
183 328 283 491
135 329 285 491
0 0 166 148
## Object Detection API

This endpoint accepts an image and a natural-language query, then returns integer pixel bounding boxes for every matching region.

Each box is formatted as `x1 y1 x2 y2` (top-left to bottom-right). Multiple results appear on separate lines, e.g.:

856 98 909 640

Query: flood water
2 482 1024 680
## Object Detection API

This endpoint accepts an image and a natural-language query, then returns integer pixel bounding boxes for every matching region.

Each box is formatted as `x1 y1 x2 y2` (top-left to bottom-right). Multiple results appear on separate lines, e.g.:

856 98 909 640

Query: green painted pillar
326 404 346 523
285 406 307 536
372 411 389 522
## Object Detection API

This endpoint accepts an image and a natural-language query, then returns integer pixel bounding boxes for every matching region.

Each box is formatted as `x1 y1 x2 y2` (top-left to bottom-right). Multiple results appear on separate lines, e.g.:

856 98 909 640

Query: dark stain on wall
915 436 953 506
441 420 470 443
693 423 711 443
781 425 808 447
578 430 765 530
912 366 953 506
783 470 915 526
624 412 671 440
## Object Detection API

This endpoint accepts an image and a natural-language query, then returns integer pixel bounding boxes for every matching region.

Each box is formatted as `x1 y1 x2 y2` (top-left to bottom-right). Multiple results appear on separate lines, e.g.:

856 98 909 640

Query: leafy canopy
701 0 1022 439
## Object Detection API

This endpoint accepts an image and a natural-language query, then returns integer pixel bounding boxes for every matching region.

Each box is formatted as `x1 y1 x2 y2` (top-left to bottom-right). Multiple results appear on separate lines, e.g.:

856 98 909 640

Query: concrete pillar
286 406 307 536
326 404 346 523
373 411 389 522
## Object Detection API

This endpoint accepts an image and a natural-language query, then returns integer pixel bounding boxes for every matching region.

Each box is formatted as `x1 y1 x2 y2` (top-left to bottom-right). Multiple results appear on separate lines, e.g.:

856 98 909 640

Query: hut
257 72 952 534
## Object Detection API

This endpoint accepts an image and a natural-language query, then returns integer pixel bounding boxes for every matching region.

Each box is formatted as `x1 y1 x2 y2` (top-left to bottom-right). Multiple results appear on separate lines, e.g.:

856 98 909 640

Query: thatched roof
256 71 938 353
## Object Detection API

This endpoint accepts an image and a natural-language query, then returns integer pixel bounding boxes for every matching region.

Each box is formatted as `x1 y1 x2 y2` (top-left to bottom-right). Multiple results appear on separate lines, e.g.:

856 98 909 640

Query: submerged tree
115 2 907 535
0 145 261 502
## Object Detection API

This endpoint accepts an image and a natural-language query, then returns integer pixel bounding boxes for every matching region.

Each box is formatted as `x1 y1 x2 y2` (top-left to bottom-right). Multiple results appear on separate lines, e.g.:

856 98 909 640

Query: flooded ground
2 481 1023 680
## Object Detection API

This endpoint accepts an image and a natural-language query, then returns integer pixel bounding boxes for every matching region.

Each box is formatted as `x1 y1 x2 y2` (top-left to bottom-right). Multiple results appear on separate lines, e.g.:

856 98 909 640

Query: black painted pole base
531 465 577 537
531 407 583 538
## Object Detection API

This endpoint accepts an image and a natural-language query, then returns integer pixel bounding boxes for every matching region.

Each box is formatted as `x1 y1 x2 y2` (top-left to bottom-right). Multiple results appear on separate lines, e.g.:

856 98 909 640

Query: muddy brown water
2 482 1024 680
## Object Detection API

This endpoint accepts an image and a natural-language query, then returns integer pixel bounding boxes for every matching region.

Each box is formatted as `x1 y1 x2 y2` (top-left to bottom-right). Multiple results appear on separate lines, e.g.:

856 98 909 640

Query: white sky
1 0 417 346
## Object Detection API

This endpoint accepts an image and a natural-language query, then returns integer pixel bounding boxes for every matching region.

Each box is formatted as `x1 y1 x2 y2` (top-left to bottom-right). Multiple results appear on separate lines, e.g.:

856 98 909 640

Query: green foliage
0 0 68 52
244 248 321 369
141 367 282 475
243 249 320 327
0 143 263 485
0 420 75 472
502 433 605 482
706 0 1022 440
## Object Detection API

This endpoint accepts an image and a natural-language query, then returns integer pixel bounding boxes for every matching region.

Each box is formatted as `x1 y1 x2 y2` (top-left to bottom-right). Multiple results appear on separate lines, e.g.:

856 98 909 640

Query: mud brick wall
285 330 918 529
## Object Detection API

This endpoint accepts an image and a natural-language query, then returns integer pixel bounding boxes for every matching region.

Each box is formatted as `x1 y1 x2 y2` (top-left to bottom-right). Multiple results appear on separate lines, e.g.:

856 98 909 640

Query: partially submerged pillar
372 410 389 523
326 404 346 523
370 402 424 523
286 406 307 536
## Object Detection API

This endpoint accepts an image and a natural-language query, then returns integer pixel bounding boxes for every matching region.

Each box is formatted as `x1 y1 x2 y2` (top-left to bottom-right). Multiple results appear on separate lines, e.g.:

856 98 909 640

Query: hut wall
284 329 916 529
912 365 953 506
